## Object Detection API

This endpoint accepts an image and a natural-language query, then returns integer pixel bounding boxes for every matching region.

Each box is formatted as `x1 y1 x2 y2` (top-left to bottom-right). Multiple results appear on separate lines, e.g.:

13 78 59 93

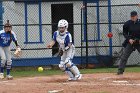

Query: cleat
117 72 123 75
6 75 13 80
117 70 124 75
0 73 4 79
75 74 82 80
67 77 75 81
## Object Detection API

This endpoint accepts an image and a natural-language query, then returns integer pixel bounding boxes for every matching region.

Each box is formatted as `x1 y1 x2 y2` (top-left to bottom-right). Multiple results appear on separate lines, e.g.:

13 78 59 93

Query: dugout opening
51 3 74 56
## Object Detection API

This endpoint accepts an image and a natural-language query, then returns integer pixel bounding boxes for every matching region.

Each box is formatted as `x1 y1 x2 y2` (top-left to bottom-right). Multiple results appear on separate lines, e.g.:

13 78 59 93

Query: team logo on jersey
1 33 5 37
1 36 10 44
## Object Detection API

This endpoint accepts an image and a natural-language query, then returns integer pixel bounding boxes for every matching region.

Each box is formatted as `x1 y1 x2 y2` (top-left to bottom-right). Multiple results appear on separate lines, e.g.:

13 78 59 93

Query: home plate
2 81 8 83
48 89 64 93
113 81 128 83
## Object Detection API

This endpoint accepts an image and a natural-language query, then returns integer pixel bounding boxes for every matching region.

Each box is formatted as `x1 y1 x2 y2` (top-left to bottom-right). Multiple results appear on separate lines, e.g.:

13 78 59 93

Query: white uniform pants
0 46 12 69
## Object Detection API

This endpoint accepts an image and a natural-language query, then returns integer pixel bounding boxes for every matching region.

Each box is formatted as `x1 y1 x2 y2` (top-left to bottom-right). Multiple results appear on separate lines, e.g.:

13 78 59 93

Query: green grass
11 70 62 77
81 67 140 74
125 67 140 72
10 68 63 78
80 68 117 74
8 66 140 78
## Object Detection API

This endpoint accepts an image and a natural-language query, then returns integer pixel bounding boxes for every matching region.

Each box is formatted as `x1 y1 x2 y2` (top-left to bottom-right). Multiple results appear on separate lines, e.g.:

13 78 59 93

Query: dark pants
118 43 140 72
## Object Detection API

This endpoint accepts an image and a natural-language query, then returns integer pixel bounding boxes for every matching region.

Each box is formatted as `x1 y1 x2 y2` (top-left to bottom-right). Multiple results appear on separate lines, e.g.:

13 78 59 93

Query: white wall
2 0 140 65
2 1 83 58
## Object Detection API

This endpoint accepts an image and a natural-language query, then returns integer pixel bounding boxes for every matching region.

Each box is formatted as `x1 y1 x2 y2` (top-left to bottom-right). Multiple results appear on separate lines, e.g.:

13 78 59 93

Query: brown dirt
0 73 140 93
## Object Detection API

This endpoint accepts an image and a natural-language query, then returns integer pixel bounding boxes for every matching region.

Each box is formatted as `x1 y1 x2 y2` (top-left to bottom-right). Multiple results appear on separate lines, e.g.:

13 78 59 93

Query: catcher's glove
58 49 63 56
14 47 22 57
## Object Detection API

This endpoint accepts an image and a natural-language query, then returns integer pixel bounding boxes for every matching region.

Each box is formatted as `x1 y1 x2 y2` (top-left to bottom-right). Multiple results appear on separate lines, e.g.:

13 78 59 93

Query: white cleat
6 75 13 80
75 74 82 80
67 77 75 81
0 73 4 79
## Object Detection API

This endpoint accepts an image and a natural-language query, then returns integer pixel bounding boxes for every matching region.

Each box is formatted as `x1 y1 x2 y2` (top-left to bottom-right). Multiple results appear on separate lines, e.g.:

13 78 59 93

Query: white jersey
52 31 74 50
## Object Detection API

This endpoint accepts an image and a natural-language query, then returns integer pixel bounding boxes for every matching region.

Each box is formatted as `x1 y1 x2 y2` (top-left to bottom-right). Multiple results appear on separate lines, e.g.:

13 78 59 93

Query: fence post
108 0 112 56
0 1 3 30
83 1 88 68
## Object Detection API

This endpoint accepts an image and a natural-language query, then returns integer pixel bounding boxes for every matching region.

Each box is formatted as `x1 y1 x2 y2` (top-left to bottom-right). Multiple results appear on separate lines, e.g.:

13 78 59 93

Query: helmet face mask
58 19 68 35
58 27 66 34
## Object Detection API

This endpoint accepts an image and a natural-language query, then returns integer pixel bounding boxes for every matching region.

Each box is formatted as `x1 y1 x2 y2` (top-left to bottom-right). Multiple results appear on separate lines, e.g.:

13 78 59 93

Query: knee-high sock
6 65 11 75
65 67 74 78
0 63 5 73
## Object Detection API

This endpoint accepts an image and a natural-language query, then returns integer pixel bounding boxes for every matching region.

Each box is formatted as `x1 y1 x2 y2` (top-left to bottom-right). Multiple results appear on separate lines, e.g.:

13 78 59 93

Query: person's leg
117 44 134 75
65 47 82 80
59 52 75 80
0 47 6 79
65 67 75 81
4 46 13 79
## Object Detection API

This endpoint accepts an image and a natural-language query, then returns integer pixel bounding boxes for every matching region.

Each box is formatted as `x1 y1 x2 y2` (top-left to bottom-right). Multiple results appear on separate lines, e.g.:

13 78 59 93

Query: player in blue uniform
47 19 82 81
0 20 21 79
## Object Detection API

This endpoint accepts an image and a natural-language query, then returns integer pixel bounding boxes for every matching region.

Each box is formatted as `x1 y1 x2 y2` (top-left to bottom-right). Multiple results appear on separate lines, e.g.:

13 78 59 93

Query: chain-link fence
1 1 84 67
0 0 140 67
81 0 140 67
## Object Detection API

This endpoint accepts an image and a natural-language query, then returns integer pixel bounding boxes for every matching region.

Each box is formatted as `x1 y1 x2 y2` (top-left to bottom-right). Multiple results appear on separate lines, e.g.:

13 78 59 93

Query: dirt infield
0 73 140 93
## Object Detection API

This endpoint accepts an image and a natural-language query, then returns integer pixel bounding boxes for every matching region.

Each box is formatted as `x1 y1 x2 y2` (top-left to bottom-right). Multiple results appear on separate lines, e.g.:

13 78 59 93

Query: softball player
0 20 21 79
47 19 82 81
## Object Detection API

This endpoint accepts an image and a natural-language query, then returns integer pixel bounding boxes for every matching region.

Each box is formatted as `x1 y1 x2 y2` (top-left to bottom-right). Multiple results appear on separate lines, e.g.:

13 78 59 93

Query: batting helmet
58 19 68 29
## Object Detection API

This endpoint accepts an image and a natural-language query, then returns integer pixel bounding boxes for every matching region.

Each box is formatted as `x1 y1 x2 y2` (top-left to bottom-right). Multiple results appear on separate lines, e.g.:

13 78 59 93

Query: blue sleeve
65 33 72 46
65 35 70 44
52 31 57 42
66 33 72 43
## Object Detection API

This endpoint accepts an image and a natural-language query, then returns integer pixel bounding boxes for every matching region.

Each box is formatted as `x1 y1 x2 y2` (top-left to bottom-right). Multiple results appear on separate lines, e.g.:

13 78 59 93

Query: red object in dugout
107 32 113 38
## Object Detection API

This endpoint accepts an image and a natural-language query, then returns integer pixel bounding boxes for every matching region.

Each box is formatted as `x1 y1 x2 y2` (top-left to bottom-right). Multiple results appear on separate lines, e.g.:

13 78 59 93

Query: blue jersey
53 31 74 49
0 30 17 47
